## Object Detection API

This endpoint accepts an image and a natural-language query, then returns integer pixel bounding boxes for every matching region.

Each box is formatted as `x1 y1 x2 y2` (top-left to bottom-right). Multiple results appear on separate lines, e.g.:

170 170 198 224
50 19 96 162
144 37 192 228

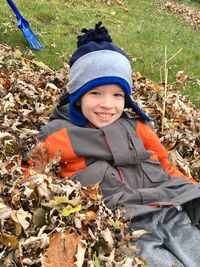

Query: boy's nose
100 97 113 108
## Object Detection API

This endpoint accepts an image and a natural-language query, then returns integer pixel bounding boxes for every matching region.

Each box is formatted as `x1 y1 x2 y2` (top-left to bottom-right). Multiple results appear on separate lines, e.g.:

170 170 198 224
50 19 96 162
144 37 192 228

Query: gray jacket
37 102 200 223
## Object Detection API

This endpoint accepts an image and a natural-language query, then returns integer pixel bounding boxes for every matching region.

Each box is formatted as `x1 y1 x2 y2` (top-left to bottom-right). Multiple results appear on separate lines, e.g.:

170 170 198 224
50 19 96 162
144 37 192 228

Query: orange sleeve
23 128 86 178
136 120 197 184
43 128 86 177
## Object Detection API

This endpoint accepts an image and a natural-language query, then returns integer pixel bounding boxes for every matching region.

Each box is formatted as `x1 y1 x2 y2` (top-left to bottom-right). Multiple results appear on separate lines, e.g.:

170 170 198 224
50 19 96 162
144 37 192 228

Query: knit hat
67 22 150 126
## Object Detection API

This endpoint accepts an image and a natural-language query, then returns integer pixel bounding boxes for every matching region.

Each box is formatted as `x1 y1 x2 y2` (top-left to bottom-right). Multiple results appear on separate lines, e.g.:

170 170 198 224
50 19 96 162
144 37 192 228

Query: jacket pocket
100 166 124 209
141 159 169 187
101 166 124 191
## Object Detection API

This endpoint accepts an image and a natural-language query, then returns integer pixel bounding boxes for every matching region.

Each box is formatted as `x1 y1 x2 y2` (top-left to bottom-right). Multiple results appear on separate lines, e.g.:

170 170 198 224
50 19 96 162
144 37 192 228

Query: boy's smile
80 84 125 128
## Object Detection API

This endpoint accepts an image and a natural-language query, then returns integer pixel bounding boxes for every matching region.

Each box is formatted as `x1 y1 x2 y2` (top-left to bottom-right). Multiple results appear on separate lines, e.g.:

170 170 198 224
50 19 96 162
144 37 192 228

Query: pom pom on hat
77 21 112 48
69 21 128 67
67 22 150 126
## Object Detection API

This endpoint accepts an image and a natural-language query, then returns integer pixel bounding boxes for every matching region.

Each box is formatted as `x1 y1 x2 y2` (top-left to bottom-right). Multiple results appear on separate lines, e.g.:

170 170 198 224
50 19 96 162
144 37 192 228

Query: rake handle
7 0 23 20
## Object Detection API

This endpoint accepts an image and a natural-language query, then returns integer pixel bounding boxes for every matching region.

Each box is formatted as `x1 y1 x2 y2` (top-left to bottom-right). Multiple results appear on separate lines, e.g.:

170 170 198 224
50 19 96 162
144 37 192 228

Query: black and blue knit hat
67 22 150 126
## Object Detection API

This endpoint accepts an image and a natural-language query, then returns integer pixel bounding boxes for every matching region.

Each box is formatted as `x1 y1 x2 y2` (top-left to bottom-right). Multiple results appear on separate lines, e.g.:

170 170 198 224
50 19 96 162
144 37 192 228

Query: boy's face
80 84 125 128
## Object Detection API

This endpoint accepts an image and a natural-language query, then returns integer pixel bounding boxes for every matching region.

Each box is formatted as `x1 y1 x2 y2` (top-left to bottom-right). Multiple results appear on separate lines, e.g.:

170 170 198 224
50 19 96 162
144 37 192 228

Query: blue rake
7 0 44 50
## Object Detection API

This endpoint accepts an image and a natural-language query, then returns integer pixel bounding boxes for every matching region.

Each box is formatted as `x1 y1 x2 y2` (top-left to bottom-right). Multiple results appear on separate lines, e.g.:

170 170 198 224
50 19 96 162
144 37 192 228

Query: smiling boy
80 84 125 128
25 22 200 266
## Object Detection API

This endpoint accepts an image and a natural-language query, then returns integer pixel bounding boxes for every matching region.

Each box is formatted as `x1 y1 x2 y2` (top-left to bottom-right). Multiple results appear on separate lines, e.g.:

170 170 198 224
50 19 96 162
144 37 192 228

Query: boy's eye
114 93 125 98
89 91 101 95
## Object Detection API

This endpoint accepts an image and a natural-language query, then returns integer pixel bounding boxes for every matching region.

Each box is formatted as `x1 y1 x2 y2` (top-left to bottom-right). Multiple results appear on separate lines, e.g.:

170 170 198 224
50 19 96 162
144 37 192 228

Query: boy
25 22 200 266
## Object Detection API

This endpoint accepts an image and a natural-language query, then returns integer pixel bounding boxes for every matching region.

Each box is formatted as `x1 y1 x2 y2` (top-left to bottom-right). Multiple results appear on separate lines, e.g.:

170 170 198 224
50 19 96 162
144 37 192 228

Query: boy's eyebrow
89 87 124 92
115 88 125 93
89 87 100 92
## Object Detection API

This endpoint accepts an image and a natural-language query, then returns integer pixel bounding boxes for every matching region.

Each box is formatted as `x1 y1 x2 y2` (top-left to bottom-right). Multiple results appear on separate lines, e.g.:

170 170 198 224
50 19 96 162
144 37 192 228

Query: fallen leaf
0 202 12 220
28 142 49 173
10 212 22 236
84 210 98 225
0 232 18 249
130 229 149 241
82 183 102 201
13 48 22 58
75 241 86 267
176 71 187 84
101 227 114 250
41 231 82 267
16 208 32 230
33 60 53 72
146 82 163 91
61 204 82 217
50 195 80 206
32 208 46 227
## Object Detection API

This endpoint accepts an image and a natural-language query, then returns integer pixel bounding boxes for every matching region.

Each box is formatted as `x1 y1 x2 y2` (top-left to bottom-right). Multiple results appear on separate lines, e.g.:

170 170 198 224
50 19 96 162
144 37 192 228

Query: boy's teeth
98 113 112 118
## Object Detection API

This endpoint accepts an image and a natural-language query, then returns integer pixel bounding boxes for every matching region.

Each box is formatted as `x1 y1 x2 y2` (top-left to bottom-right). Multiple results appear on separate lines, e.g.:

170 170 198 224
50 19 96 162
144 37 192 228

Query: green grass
0 0 199 107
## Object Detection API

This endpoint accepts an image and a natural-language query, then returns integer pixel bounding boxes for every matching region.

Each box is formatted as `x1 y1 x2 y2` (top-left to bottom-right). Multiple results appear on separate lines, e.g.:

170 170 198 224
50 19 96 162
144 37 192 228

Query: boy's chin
92 119 117 128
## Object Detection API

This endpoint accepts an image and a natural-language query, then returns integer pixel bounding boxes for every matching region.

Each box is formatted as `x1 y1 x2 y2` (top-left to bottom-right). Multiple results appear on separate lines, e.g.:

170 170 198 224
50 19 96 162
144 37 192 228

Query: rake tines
17 17 44 51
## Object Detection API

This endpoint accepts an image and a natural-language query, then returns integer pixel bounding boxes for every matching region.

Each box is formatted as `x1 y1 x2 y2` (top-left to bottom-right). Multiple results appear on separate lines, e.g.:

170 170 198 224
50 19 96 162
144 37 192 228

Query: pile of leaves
161 1 200 30
132 70 200 179
0 43 147 267
0 148 145 266
0 43 200 266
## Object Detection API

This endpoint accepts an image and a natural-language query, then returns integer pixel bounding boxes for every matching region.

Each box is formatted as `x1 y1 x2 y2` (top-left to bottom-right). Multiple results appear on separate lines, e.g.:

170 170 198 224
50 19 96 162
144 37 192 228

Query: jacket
28 99 200 223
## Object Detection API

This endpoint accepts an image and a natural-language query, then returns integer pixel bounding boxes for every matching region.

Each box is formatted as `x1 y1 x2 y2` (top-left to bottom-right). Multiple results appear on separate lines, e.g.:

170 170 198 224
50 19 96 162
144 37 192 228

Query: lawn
0 0 199 106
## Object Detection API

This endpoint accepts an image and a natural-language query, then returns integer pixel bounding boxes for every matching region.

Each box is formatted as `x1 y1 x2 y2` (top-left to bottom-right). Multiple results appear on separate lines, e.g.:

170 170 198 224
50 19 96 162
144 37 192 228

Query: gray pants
129 207 200 267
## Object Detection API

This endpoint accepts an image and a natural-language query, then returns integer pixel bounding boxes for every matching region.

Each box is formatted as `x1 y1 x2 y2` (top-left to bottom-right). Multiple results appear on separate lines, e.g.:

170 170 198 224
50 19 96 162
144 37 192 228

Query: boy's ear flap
59 92 70 106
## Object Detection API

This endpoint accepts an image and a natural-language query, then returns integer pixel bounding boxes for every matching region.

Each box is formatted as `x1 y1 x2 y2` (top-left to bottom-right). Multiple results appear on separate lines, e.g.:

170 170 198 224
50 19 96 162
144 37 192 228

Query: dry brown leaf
104 0 124 5
82 183 102 201
130 229 149 241
33 60 53 72
75 241 86 267
41 232 82 267
10 212 22 236
0 232 19 249
28 142 49 173
0 180 6 190
0 202 12 220
84 210 98 225
13 48 22 58
146 82 163 91
101 227 114 250
176 71 187 84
